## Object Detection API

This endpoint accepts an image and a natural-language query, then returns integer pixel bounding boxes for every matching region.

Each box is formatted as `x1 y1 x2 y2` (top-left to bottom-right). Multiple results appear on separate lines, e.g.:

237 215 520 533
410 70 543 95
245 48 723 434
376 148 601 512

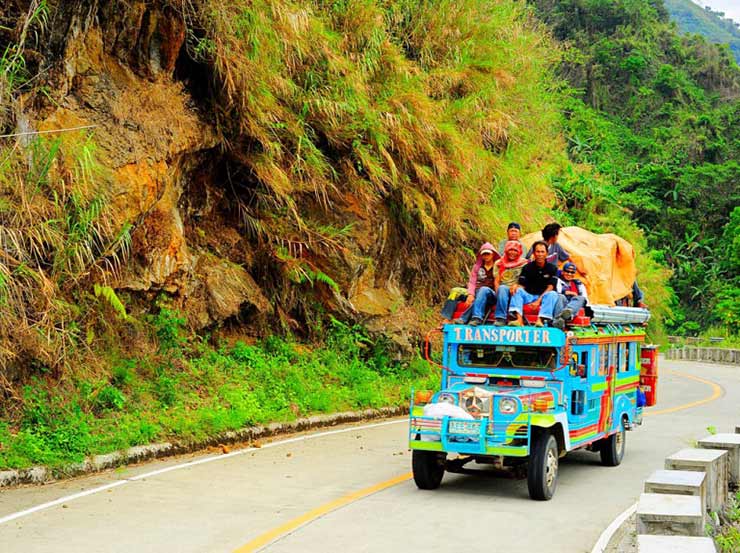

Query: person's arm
466 265 478 305
578 281 588 301
494 262 501 292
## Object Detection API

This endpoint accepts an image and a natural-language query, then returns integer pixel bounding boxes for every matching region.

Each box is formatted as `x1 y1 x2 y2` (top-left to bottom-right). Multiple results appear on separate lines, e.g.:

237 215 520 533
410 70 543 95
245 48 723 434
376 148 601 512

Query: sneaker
509 319 523 327
453 318 464 325
535 318 544 327
494 318 507 327
552 317 566 330
560 308 573 321
469 318 482 326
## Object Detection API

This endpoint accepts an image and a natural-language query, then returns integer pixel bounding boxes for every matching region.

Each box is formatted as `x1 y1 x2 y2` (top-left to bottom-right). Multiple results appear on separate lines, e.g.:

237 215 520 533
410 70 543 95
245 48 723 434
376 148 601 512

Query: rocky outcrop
6 0 440 348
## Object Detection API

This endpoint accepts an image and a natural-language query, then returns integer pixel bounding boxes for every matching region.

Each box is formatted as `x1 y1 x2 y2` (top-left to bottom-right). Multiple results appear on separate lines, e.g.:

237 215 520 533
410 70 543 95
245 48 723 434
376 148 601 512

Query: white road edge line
590 502 637 553
0 418 406 526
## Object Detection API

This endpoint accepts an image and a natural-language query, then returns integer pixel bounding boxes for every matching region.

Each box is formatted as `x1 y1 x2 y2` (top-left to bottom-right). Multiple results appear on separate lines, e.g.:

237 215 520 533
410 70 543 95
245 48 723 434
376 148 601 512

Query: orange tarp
521 226 636 305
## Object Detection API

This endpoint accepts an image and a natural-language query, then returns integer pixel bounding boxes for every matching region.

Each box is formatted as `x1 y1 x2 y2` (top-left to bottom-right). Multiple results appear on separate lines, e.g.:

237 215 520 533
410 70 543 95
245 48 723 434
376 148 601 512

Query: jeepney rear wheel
600 421 626 466
412 450 447 490
527 433 558 501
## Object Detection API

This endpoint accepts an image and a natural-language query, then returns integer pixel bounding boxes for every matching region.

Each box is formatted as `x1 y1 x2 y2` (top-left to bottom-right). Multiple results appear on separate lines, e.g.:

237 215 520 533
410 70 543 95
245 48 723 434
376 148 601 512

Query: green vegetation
665 0 740 63
185 0 570 303
710 490 740 552
0 313 435 469
530 0 740 336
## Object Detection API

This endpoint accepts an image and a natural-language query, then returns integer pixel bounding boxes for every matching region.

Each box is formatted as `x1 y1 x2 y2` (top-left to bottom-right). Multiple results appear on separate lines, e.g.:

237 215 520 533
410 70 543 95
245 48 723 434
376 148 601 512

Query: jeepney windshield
457 345 557 370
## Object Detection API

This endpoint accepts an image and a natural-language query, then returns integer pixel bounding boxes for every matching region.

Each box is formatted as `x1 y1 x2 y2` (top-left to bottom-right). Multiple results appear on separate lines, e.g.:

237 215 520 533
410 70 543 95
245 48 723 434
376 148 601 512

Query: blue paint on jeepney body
410 324 645 457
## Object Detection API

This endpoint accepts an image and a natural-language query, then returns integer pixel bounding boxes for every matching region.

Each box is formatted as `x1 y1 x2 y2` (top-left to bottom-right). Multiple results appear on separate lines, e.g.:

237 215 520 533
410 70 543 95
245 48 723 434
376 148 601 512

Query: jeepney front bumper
408 415 530 457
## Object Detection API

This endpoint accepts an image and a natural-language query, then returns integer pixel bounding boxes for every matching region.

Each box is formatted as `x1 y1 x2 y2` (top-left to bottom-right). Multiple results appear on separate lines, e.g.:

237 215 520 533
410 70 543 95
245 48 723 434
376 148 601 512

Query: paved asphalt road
0 358 738 553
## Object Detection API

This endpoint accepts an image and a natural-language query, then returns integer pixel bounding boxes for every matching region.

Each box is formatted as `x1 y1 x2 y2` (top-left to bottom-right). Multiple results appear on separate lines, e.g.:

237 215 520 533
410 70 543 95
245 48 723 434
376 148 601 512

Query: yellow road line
233 472 413 552
645 369 724 417
235 369 723 552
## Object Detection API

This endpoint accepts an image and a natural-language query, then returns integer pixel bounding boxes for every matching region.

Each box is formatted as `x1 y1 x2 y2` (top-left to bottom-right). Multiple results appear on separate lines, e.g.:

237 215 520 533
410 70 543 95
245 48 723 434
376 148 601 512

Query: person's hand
532 298 542 309
510 285 519 295
465 293 474 306
565 291 576 296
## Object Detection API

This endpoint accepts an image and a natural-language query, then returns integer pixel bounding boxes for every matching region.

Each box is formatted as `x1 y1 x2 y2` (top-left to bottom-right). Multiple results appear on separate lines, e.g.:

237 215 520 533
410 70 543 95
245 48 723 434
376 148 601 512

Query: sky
692 0 740 24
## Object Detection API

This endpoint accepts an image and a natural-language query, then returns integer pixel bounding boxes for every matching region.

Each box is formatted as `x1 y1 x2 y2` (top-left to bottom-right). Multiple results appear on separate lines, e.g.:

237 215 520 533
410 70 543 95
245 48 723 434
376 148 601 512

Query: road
0 358 737 553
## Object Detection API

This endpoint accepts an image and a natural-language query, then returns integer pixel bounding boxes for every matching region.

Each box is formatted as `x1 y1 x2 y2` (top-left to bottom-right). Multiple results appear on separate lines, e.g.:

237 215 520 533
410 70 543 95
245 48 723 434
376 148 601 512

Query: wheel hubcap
545 449 558 487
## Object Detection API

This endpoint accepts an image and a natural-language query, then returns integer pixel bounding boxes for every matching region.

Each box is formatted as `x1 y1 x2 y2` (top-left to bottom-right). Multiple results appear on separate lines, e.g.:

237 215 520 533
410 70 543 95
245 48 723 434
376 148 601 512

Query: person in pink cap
463 242 500 326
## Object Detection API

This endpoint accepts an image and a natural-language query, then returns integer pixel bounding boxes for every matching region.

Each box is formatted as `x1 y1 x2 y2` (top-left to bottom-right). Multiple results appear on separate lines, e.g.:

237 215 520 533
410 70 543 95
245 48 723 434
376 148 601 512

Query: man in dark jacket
497 241 559 327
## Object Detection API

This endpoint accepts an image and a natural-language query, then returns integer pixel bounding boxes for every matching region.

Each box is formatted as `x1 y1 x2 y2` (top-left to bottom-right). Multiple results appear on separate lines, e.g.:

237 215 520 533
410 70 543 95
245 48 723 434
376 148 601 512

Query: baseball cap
507 222 521 230
480 248 494 255
563 262 577 272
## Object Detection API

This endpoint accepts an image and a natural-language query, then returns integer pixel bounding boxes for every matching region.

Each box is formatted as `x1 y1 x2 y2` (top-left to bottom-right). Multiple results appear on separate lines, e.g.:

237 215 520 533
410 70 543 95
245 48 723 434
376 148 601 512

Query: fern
312 270 340 293
94 284 128 321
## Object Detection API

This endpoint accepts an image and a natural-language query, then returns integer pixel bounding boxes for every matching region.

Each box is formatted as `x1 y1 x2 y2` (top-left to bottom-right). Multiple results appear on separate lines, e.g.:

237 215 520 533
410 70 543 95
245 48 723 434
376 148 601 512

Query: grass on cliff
187 0 567 295
0 133 130 382
0 313 436 470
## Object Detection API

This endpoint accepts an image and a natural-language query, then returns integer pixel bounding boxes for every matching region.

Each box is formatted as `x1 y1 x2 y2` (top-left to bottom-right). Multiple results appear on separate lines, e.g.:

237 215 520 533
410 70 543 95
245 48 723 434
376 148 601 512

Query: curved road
0 358 738 553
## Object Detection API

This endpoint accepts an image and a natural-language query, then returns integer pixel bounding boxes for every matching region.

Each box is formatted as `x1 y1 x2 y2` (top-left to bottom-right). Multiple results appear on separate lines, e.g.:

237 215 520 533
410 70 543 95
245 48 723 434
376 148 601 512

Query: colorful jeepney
409 322 647 500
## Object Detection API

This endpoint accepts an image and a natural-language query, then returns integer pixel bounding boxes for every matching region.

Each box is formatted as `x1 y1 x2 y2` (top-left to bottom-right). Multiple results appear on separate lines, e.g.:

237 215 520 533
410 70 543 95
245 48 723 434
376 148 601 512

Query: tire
600 421 626 467
412 450 446 490
527 433 559 500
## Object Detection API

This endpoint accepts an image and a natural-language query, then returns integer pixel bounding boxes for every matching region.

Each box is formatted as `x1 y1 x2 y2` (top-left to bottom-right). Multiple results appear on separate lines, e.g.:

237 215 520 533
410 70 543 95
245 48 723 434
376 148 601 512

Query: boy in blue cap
553 261 588 328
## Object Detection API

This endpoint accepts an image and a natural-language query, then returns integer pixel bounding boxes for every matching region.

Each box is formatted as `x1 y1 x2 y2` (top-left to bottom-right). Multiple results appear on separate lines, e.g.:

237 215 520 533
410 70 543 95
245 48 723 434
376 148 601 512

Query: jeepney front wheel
600 421 626 467
412 450 447 490
527 433 558 501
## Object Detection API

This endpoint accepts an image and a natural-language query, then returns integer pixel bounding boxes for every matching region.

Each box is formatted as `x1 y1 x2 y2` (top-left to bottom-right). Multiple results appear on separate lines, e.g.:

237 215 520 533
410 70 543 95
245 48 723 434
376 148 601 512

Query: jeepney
409 321 648 500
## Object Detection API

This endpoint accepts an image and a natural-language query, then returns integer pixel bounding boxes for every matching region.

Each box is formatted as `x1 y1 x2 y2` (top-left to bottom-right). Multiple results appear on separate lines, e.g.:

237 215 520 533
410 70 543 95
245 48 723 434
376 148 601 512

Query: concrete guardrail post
637 535 717 552
697 434 740 487
664 449 728 513
636 493 703 536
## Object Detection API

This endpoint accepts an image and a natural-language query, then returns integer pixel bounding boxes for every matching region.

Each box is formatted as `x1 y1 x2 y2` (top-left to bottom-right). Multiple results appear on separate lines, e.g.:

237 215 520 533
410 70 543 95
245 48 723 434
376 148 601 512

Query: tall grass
186 0 567 298
0 132 130 388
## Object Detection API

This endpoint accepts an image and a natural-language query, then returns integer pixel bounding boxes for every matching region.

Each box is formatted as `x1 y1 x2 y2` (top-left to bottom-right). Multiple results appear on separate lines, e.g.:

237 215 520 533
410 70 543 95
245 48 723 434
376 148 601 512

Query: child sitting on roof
552 262 588 329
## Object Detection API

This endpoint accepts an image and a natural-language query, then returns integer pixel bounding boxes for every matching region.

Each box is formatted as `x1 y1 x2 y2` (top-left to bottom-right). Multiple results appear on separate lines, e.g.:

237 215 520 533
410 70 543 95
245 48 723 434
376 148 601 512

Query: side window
629 342 637 371
599 345 608 376
580 351 589 378
610 343 618 369
618 343 628 373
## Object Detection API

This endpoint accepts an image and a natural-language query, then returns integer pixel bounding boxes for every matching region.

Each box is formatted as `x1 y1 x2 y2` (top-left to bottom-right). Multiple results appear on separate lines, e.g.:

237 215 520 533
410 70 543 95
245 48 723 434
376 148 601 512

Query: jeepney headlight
437 392 457 405
499 397 518 415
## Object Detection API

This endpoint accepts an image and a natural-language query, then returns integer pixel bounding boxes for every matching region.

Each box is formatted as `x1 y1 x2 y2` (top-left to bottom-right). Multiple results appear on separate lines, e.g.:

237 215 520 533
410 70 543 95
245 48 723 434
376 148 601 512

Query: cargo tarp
521 226 636 305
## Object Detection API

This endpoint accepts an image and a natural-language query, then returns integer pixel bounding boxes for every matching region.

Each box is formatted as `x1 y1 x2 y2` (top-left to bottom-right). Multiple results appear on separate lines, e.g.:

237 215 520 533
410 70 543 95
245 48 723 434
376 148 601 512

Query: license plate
448 420 479 435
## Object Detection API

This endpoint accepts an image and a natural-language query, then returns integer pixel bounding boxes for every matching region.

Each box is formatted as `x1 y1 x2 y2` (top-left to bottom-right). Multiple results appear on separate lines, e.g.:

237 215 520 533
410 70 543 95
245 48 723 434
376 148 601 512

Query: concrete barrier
665 347 740 364
644 470 706 515
664 448 728 513
697 434 740 487
637 535 717 552
636 493 703 536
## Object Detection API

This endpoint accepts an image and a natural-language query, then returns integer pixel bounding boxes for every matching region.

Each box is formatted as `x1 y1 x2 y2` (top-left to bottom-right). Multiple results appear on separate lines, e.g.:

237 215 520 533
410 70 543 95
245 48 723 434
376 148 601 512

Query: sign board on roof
446 325 566 347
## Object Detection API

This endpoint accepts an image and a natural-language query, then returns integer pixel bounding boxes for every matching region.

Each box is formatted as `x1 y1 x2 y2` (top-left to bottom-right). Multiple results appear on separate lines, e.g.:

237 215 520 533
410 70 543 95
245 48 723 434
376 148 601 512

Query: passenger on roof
497 222 524 255
526 223 588 276
552 262 589 329
463 243 501 326
493 240 528 321
495 241 559 327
